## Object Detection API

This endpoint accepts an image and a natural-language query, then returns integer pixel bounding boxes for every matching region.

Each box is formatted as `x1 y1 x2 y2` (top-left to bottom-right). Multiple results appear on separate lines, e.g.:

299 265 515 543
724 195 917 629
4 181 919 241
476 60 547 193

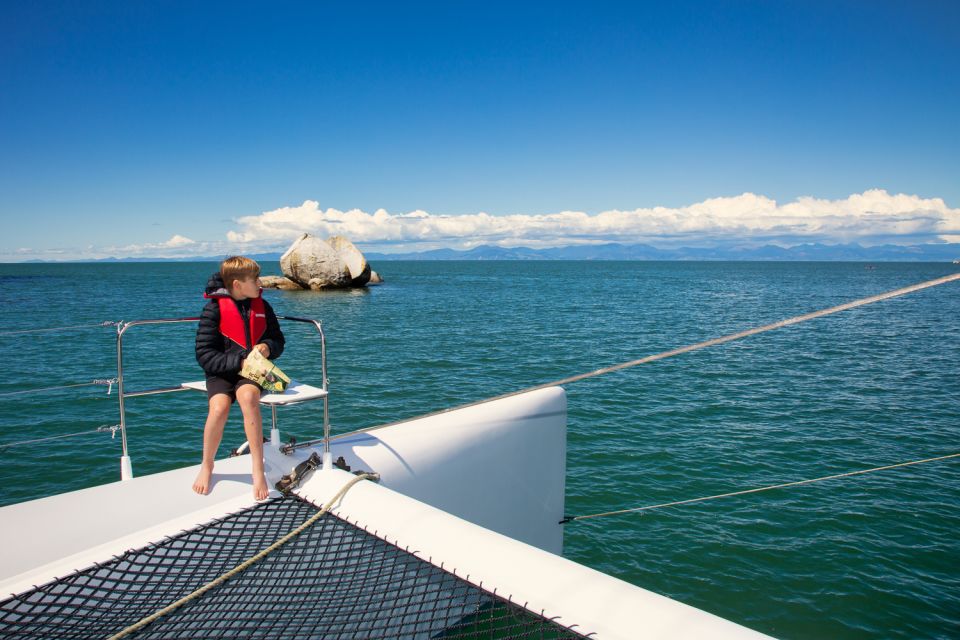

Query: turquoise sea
1 261 958 639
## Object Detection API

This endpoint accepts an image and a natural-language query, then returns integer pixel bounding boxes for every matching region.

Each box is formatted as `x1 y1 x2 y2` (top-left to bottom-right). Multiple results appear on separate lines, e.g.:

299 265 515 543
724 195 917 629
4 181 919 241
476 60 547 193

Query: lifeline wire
560 452 960 523
107 473 377 640
0 378 117 397
0 425 120 450
0 320 118 336
322 271 960 443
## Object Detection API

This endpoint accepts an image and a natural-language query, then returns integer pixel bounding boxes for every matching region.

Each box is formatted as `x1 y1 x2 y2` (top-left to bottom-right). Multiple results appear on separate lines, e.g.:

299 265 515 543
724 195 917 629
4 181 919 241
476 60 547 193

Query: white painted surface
0 454 271 594
0 388 566 589
330 386 568 553
298 469 773 640
0 386 772 639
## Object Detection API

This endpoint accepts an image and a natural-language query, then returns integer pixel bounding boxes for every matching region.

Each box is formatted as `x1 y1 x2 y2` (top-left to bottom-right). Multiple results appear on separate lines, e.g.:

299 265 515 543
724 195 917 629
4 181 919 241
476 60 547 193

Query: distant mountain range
23 252 287 264
19 243 960 263
365 242 960 262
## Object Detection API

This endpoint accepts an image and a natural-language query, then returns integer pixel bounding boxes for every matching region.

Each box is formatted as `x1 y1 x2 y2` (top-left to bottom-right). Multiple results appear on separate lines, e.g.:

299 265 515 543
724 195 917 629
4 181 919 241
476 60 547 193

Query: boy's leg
236 383 268 500
193 393 231 495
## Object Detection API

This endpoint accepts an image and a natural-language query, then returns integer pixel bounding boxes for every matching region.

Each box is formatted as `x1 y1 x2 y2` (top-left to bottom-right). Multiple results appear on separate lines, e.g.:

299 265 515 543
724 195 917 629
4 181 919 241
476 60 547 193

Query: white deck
0 448 303 595
0 386 773 638
0 387 569 592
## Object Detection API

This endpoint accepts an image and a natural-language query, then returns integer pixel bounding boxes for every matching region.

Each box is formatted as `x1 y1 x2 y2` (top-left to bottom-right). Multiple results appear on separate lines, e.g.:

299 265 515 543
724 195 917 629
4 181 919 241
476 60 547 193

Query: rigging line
108 473 378 640
324 271 960 443
0 378 117 398
0 425 120 450
560 452 960 524
0 320 118 336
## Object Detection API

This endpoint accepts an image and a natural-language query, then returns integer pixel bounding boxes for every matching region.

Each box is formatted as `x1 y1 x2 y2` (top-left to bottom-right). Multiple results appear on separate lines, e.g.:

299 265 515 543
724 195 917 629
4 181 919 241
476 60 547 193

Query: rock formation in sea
258 275 302 290
328 235 372 287
263 234 381 290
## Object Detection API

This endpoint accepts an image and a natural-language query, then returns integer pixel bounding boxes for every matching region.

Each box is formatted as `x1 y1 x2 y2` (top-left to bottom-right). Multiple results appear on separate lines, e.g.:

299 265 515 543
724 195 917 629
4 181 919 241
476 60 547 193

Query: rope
107 472 376 640
0 320 118 336
560 452 960 523
0 378 117 398
0 425 120 450
322 271 960 443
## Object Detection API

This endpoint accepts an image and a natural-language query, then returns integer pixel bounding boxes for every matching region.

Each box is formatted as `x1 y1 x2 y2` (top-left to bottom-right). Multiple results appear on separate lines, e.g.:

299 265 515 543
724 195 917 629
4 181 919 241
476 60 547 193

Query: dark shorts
205 375 261 402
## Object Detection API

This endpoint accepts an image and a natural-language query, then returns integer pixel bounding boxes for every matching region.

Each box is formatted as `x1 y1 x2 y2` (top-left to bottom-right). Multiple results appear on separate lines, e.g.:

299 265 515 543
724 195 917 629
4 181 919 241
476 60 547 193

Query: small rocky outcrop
259 275 302 290
263 234 380 290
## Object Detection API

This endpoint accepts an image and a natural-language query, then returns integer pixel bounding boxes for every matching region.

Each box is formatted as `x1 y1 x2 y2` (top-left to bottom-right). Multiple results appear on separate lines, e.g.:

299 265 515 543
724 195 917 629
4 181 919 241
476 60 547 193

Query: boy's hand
255 343 270 358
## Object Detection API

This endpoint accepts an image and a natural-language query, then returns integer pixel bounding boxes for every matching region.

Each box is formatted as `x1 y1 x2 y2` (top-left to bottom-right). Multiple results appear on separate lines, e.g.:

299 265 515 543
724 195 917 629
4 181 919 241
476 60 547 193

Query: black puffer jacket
195 272 285 377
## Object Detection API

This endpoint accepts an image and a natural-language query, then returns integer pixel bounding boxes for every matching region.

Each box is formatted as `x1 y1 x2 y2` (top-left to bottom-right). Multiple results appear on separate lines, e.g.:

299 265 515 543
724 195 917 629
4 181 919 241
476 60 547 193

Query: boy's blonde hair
221 256 261 290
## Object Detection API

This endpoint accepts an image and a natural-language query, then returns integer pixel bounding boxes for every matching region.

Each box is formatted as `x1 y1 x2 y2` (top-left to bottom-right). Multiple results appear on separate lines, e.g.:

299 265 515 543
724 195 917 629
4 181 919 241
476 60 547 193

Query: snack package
240 348 290 392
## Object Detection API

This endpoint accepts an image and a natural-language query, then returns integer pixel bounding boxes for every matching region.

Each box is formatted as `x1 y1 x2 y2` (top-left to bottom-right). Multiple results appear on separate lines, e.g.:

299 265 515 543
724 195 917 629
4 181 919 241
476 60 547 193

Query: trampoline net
0 495 587 639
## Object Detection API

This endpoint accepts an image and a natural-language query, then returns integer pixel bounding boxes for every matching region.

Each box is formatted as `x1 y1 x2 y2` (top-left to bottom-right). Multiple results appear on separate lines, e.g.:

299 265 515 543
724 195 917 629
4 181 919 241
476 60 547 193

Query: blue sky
2 1 958 260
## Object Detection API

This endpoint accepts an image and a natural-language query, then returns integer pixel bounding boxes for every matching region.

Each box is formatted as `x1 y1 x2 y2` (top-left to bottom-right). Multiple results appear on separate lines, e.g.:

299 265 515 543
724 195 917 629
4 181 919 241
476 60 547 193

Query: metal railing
115 315 329 481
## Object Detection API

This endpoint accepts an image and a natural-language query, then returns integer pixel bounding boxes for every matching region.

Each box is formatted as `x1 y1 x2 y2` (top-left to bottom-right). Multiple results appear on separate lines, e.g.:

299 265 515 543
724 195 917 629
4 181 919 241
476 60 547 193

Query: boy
193 256 285 500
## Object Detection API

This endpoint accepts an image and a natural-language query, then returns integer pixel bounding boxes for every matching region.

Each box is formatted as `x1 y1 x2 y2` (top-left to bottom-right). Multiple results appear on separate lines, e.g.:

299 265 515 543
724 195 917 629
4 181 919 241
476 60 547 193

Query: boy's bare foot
193 464 214 495
253 473 269 500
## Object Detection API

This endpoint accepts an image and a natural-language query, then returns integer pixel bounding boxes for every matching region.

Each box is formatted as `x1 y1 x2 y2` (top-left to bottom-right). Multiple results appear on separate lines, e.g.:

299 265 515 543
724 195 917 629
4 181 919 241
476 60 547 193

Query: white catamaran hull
0 387 770 639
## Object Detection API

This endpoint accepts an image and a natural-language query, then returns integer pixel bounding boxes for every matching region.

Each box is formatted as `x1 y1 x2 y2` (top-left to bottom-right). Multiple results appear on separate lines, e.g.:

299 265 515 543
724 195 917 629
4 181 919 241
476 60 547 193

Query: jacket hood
203 272 231 299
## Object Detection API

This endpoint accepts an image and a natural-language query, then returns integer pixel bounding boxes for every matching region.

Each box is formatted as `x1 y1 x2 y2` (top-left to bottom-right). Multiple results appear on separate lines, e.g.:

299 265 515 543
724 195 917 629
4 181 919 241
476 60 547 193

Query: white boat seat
181 380 328 405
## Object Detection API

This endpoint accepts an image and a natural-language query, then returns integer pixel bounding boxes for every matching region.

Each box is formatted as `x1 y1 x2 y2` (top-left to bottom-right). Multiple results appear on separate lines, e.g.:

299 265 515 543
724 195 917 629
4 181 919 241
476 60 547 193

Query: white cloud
4 190 958 262
225 190 960 252
0 234 212 262
163 234 195 247
103 235 202 256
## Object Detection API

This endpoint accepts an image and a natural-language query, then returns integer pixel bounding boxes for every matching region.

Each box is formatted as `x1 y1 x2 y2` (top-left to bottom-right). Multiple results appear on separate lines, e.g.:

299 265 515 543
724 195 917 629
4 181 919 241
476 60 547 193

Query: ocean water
1 260 958 639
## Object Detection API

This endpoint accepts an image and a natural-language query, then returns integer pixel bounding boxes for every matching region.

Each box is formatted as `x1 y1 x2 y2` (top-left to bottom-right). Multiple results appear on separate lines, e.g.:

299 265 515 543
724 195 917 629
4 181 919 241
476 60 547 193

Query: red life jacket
217 295 266 349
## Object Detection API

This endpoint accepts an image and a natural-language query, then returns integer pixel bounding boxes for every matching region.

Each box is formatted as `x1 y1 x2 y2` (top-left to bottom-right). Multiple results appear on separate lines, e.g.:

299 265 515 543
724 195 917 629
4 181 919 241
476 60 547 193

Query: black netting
0 496 587 639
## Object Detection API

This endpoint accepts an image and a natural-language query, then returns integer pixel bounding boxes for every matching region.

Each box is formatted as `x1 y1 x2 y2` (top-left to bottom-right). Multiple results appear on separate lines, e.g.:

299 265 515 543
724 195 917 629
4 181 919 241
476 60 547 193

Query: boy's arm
195 301 245 375
259 300 285 360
